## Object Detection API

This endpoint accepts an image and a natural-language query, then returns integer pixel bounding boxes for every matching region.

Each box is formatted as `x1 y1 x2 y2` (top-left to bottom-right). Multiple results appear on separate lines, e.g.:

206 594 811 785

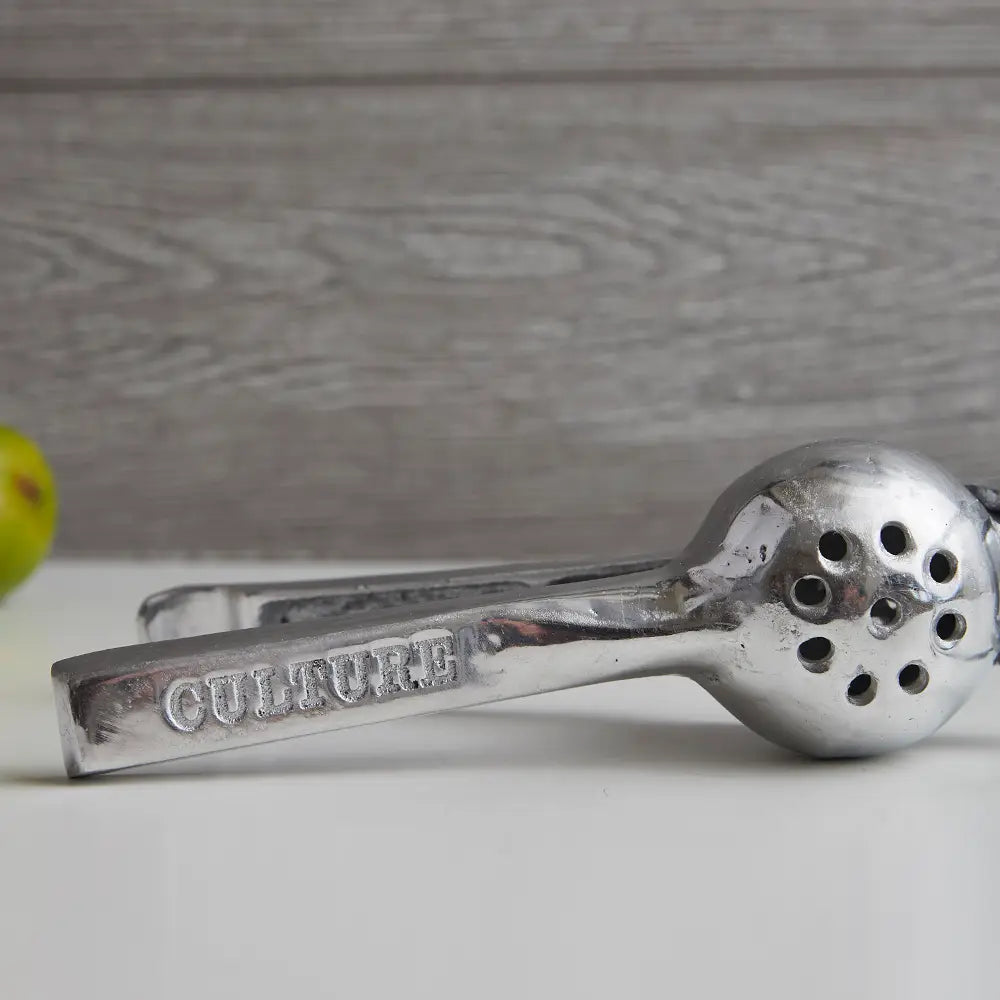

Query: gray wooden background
3 2 1000 560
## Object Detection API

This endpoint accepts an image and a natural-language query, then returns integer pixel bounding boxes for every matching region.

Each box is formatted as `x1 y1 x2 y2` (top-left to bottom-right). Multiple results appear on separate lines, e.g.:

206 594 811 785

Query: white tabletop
2 560 999 1000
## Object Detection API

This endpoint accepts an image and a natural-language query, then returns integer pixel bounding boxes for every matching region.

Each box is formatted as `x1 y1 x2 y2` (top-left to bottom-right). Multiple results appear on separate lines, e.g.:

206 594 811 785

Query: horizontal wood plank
4 1 1000 82
3 80 1000 558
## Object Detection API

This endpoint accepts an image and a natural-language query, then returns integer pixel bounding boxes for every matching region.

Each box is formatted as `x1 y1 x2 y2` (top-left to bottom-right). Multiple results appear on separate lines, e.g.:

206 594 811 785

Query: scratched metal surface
2 5 1000 559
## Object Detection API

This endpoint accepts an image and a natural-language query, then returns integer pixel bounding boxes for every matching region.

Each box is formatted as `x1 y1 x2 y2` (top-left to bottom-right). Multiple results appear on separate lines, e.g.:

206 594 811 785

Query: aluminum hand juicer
53 441 1000 776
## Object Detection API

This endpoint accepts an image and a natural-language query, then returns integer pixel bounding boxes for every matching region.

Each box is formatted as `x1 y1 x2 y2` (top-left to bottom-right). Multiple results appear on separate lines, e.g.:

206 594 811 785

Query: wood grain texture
3 80 1000 558
4 0 1000 82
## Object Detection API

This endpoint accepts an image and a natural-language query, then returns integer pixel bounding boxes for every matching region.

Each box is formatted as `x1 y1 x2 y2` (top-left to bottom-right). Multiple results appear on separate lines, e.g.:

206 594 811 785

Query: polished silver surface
137 556 670 641
53 441 1000 776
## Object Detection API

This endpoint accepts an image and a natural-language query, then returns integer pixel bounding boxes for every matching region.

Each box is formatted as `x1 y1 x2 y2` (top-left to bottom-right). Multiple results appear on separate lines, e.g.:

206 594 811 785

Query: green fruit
0 426 57 599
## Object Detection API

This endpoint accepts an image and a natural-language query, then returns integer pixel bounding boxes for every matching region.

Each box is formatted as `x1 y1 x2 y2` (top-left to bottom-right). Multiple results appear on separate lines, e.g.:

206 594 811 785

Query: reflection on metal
53 441 1000 776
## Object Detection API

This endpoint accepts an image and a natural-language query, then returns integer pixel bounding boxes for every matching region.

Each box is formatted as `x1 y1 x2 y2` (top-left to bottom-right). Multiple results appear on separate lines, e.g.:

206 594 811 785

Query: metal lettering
412 632 459 688
252 665 293 720
289 659 329 710
162 629 462 732
330 649 372 704
164 679 207 732
370 641 416 699
206 673 249 726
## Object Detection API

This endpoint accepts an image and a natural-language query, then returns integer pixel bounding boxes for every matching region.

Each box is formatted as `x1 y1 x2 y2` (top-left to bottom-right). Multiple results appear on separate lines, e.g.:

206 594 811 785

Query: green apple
0 425 57 599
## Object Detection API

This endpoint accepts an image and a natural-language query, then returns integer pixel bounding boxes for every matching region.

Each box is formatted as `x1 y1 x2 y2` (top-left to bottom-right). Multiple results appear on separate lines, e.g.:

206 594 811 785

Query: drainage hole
798 637 834 672
870 597 901 629
793 576 829 608
935 611 966 645
819 531 849 562
847 673 877 706
898 663 929 694
880 523 910 556
929 550 957 585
